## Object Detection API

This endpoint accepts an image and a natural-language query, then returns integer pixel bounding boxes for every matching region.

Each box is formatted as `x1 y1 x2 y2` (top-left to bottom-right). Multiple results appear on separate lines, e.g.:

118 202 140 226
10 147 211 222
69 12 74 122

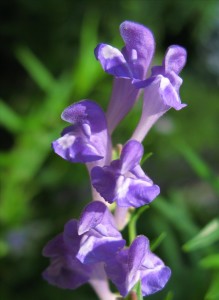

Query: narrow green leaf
176 141 219 196
200 254 219 269
152 196 199 238
15 46 56 92
164 291 174 300
150 232 167 251
205 272 219 300
0 99 23 132
141 152 153 166
183 219 219 252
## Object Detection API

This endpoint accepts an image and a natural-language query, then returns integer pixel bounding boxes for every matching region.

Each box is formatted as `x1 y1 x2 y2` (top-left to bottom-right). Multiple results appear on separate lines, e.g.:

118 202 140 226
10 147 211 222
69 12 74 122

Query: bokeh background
0 0 219 299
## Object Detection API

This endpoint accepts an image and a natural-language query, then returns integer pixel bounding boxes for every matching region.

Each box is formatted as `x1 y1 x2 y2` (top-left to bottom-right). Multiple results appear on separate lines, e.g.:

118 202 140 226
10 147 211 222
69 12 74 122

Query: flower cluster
43 20 187 299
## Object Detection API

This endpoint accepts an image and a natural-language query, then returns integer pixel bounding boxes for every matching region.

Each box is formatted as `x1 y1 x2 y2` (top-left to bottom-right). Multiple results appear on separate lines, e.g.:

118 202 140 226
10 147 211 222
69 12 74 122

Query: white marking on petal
58 134 75 149
131 49 138 61
116 176 131 199
102 45 124 60
82 123 91 137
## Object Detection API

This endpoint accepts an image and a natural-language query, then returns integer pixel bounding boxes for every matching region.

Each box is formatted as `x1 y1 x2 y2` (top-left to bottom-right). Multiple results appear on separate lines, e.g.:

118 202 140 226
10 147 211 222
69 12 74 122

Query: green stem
128 206 150 244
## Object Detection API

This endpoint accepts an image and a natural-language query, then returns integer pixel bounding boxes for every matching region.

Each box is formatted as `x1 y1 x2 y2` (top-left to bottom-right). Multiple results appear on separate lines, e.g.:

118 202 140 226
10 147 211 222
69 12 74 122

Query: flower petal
42 256 92 289
77 201 107 235
141 266 171 296
95 44 131 78
159 76 186 110
91 166 117 203
42 234 67 257
120 140 143 173
120 21 155 80
128 236 150 274
52 134 103 163
163 45 187 75
116 176 160 207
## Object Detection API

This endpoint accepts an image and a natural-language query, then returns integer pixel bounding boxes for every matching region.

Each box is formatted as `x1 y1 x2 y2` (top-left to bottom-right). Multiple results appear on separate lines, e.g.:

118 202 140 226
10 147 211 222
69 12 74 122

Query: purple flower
105 235 171 297
132 45 187 142
42 233 117 300
52 100 110 163
42 201 125 293
95 21 155 133
67 201 126 264
42 232 93 289
91 140 160 207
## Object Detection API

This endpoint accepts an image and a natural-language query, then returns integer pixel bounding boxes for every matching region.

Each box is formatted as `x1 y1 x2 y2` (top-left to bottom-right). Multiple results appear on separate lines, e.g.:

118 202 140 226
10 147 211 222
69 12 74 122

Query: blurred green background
0 0 219 299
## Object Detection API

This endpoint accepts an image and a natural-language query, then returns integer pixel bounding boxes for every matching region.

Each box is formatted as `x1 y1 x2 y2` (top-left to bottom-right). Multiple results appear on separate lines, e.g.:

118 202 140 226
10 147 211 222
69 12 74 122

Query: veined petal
76 234 125 264
159 76 186 110
82 201 122 238
164 45 187 75
95 44 132 78
91 166 117 203
52 100 110 164
116 176 160 207
120 140 143 174
141 266 171 296
128 236 150 273
77 201 107 235
132 75 186 142
52 135 103 163
105 235 171 297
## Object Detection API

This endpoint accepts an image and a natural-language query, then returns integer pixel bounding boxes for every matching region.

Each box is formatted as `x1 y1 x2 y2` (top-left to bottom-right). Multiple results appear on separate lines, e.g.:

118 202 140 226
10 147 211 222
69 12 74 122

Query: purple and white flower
132 45 187 142
105 235 171 297
52 100 110 164
95 21 155 133
42 201 125 299
91 140 160 207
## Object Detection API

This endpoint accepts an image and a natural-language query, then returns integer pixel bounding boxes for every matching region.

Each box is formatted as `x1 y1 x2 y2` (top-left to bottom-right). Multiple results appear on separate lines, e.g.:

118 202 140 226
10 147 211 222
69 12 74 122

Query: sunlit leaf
200 254 219 269
15 46 56 92
183 219 219 252
0 99 23 132
205 272 219 300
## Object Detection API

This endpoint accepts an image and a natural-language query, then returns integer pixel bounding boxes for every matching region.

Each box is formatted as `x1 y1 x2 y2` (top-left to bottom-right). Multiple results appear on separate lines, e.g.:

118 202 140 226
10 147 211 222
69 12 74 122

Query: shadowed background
0 0 219 299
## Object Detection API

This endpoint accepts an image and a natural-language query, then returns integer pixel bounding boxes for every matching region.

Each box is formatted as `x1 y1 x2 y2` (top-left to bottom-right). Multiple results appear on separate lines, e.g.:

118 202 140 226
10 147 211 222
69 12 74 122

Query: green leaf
150 232 167 251
15 46 56 92
141 152 153 166
200 254 219 269
183 218 219 252
152 195 199 239
0 99 23 132
176 141 219 196
205 272 219 300
164 291 174 300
